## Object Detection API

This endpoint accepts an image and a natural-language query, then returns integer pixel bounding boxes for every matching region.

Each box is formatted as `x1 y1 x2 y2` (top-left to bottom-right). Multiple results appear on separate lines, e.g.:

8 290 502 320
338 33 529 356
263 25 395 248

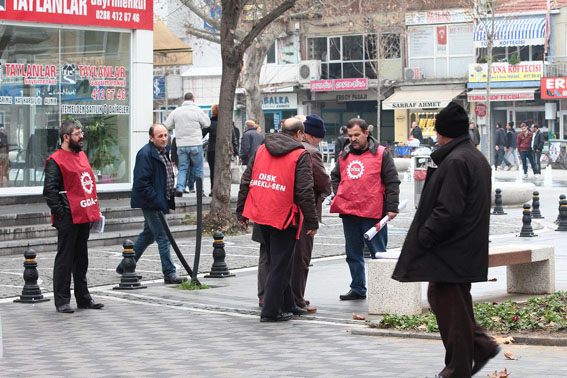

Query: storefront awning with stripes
473 16 547 48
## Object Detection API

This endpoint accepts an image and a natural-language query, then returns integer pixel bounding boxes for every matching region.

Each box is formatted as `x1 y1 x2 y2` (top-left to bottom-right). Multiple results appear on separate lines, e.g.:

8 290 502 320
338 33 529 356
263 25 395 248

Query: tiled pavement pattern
1 294 567 377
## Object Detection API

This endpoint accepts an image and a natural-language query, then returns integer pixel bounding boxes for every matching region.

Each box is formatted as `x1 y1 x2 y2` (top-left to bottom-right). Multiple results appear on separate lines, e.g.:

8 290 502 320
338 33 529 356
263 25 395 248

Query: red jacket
516 131 532 152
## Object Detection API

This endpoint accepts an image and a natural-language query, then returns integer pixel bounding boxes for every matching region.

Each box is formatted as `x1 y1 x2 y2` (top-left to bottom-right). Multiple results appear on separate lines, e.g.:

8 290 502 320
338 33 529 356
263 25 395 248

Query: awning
153 18 193 66
467 88 538 102
382 89 464 110
473 16 546 48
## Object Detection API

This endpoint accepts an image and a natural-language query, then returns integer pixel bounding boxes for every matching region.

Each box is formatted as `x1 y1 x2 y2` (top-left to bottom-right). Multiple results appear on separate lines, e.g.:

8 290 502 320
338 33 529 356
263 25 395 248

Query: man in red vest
330 118 400 300
237 117 319 322
43 120 104 313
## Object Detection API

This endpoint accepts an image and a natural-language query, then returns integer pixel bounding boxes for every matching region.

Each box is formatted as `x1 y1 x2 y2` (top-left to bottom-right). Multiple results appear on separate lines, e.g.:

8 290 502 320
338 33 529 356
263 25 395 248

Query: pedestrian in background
239 120 263 166
468 122 480 147
43 120 104 313
504 122 519 170
531 124 545 175
411 121 424 144
334 125 348 161
494 122 511 170
517 123 536 178
393 102 499 378
237 118 318 322
118 124 186 285
330 118 400 301
165 92 210 197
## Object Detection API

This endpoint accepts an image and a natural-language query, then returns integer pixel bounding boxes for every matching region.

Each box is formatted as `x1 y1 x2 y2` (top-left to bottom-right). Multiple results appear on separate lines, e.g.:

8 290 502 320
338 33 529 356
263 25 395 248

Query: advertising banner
310 78 367 92
468 61 543 83
541 77 567 99
0 0 153 30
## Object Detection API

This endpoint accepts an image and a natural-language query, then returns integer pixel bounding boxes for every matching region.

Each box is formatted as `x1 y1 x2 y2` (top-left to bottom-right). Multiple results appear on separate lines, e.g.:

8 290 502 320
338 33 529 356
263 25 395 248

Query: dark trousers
291 222 314 307
257 243 268 299
532 150 542 174
207 150 215 189
259 224 297 318
495 147 510 169
53 220 92 307
428 282 497 378
520 150 536 175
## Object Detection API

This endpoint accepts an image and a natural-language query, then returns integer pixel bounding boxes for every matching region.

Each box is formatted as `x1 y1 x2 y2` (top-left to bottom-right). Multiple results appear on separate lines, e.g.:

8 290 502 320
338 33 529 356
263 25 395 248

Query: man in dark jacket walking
330 118 400 300
494 122 511 170
116 124 186 284
239 120 263 165
237 118 318 322
393 102 499 378
531 124 545 175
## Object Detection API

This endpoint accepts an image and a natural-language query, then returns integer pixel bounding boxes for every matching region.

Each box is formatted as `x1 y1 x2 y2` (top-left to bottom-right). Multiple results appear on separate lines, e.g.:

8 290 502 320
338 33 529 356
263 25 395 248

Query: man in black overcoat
392 102 499 378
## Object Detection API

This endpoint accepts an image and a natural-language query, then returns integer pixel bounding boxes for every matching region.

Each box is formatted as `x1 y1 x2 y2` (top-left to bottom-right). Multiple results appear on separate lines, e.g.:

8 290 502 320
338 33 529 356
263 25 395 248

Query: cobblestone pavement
1 292 567 377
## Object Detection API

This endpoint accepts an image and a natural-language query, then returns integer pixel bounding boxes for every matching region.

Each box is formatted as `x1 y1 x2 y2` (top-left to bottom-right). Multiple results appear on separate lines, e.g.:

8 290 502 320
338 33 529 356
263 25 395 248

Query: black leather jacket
43 157 71 224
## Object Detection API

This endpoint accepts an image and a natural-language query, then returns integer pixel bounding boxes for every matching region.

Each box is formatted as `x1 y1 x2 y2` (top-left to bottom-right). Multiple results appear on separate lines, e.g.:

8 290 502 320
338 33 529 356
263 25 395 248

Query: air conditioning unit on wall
297 60 321 83
404 67 421 81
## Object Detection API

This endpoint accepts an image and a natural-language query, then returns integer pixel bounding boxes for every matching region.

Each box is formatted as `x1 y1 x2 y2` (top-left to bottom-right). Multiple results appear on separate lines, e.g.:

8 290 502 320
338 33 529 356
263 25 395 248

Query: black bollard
556 194 566 224
556 199 567 231
204 231 235 278
114 240 147 290
531 191 544 219
14 248 50 303
519 203 537 237
492 188 507 215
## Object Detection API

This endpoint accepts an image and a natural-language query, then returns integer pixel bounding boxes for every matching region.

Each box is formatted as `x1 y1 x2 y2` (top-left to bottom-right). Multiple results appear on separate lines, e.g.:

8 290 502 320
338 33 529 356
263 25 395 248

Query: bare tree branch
181 0 221 31
186 26 222 44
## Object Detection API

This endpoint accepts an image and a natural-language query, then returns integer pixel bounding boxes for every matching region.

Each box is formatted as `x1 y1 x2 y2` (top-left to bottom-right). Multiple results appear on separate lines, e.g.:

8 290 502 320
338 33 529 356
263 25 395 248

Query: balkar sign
541 77 567 99
0 0 153 30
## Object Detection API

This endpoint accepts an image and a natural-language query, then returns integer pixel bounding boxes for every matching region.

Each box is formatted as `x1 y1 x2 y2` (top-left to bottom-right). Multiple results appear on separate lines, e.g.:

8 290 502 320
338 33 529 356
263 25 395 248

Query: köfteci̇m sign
1 0 153 30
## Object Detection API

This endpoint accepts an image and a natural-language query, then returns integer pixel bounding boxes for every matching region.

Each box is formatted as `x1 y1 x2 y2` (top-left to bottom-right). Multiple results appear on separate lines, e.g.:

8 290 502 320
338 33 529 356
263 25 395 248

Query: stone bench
367 245 555 315
490 182 535 207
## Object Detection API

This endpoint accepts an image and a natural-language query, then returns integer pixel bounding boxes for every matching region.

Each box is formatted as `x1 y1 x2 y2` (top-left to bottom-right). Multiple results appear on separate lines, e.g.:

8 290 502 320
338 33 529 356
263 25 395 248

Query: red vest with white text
47 149 101 224
330 146 386 218
243 145 305 236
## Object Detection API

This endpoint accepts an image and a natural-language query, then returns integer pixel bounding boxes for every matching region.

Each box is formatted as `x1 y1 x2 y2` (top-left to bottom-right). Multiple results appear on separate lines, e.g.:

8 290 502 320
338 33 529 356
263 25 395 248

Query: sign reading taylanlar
2 0 153 30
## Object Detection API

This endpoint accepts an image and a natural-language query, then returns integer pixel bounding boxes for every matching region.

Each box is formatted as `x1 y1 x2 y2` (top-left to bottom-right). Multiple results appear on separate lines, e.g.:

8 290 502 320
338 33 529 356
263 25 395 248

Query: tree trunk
243 46 269 132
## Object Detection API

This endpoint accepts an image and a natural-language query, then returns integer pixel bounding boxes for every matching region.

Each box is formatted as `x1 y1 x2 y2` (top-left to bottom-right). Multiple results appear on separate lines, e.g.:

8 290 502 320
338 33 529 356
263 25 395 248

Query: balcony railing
545 57 567 77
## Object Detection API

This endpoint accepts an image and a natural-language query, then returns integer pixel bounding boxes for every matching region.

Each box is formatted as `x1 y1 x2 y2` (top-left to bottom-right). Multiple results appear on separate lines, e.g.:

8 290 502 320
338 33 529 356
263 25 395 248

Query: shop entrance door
559 111 567 140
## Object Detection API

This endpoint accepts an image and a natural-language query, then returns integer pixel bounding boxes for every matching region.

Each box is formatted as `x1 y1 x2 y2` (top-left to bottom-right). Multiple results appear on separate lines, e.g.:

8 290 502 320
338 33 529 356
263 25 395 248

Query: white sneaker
523 174 528 178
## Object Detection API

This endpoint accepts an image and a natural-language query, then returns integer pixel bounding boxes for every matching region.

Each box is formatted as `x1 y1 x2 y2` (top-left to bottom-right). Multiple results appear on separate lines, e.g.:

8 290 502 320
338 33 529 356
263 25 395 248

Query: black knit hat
435 101 469 138
303 115 326 138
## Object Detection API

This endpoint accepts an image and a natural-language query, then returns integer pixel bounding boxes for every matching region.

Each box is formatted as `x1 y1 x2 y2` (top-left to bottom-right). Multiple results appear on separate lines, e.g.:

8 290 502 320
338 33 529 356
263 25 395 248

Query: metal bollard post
519 203 537 237
556 199 567 232
114 240 147 290
556 194 566 224
14 248 50 303
492 188 507 215
204 231 235 278
531 191 544 219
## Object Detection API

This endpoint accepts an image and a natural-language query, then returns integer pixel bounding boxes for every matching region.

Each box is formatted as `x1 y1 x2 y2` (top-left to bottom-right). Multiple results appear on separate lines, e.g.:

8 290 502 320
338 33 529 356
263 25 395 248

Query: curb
350 328 567 347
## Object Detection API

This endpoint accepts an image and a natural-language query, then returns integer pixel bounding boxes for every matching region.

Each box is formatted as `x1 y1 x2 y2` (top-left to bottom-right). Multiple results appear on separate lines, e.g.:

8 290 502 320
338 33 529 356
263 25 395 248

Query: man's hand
387 212 398 221
240 219 249 228
306 229 318 236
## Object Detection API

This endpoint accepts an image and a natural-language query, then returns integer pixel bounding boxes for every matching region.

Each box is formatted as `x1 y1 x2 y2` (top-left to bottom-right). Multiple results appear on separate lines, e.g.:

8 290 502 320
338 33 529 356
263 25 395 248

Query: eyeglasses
69 131 84 137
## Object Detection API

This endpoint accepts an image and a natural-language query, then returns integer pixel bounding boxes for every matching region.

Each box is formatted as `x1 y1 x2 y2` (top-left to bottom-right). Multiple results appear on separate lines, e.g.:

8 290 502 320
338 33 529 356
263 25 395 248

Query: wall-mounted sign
541 77 567 99
0 0 153 30
153 76 165 99
467 90 535 102
468 61 543 83
475 103 487 117
310 78 367 92
262 93 297 110
405 9 472 26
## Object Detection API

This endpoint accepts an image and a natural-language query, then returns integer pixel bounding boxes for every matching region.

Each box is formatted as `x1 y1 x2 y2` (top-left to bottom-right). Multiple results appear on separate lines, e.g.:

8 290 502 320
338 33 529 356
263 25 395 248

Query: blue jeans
520 150 536 175
342 216 388 296
187 164 196 191
134 209 176 277
177 145 204 193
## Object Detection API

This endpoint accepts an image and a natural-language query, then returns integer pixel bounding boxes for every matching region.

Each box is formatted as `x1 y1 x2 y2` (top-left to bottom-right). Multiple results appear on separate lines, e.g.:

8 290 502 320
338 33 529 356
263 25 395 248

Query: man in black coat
393 102 499 378
531 124 545 175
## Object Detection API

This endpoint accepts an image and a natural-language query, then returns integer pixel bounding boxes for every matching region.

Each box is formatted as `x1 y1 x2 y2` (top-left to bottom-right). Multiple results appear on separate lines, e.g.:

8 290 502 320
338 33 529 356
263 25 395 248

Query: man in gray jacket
165 92 210 196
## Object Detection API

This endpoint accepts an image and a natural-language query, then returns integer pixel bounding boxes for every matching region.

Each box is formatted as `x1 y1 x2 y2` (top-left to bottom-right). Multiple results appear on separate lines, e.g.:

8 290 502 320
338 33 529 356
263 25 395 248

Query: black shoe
260 312 293 322
471 346 501 376
339 290 366 300
175 191 184 197
77 301 104 310
164 275 187 284
289 306 309 316
56 304 75 313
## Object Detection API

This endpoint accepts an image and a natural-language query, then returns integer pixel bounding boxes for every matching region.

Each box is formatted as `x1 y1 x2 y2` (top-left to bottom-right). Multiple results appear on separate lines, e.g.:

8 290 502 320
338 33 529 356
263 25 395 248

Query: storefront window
0 24 131 188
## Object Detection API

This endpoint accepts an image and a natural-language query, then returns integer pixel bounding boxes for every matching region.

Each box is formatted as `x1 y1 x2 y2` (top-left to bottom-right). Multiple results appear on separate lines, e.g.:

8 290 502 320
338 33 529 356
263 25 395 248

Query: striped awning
473 16 547 48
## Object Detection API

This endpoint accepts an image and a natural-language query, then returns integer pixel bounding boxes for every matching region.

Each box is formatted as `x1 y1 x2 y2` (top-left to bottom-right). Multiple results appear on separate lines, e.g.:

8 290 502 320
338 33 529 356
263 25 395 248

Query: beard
69 138 83 152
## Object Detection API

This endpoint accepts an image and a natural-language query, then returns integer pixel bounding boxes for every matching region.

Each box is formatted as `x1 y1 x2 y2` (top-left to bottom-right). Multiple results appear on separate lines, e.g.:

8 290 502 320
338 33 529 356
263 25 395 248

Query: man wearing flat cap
393 102 499 377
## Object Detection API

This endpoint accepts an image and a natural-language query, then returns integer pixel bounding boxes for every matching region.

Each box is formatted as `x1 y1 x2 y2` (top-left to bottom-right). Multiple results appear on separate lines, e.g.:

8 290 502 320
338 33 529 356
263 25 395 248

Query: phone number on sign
95 10 141 22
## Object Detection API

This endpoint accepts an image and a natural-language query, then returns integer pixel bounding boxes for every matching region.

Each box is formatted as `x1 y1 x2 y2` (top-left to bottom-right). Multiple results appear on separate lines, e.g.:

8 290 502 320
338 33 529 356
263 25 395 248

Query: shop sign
475 103 487 117
405 9 472 25
468 62 543 83
336 93 368 101
541 77 567 99
262 93 297 110
153 76 165 99
467 91 535 102
310 78 367 92
388 100 444 109
0 0 153 30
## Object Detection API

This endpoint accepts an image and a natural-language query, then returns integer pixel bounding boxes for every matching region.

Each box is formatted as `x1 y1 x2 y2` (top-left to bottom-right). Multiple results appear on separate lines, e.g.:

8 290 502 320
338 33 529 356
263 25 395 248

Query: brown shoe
258 297 264 307
305 305 317 314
